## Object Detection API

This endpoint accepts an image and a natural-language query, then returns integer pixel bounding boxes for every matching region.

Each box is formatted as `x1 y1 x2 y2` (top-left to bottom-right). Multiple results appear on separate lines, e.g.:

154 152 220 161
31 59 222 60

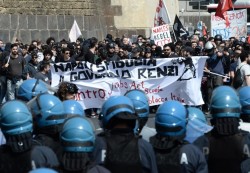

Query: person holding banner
203 40 227 111
161 43 178 58
106 42 120 62
56 82 78 101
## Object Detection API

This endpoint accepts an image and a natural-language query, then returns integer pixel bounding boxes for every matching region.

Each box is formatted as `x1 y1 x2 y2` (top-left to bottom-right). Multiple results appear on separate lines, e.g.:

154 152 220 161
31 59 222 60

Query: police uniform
150 135 208 173
33 133 63 161
194 85 250 173
97 95 158 173
0 139 59 173
0 100 60 173
152 100 208 173
194 130 250 173
59 116 111 173
93 130 158 173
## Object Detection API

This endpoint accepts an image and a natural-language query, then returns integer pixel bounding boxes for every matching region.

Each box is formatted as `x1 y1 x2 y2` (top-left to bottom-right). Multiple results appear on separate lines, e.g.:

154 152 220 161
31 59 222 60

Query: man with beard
236 51 250 87
3 43 26 101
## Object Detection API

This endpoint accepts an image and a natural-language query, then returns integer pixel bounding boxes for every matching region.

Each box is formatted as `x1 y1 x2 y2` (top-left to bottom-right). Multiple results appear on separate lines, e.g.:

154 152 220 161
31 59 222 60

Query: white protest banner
51 57 207 109
211 9 247 40
151 24 172 48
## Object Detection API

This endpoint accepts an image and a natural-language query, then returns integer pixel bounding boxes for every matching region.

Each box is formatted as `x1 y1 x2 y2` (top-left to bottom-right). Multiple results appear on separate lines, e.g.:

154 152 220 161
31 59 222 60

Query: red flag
215 0 233 20
202 24 207 36
154 0 171 27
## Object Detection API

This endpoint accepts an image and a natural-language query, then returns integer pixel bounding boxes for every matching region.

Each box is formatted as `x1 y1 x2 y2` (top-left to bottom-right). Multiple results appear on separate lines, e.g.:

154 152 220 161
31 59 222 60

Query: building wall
0 0 179 43
178 1 211 34
111 0 179 38
0 0 107 43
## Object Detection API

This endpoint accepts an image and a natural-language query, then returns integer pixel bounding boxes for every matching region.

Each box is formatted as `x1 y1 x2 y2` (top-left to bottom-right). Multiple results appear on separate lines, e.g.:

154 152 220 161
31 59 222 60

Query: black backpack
233 65 246 89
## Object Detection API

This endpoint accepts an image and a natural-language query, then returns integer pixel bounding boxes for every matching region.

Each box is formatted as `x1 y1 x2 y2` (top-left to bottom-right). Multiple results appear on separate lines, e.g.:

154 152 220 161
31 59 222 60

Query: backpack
233 65 246 89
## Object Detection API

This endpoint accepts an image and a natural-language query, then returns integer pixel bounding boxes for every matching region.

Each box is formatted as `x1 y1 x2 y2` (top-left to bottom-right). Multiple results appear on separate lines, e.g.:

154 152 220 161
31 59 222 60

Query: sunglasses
65 52 70 54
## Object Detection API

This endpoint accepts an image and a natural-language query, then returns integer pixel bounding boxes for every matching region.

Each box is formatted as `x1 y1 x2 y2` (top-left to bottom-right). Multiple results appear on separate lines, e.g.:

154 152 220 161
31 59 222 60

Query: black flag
173 15 188 39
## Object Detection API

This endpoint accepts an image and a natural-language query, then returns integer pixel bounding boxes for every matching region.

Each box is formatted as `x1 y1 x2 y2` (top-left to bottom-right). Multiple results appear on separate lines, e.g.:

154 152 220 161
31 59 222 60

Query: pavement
89 112 212 133
89 113 156 133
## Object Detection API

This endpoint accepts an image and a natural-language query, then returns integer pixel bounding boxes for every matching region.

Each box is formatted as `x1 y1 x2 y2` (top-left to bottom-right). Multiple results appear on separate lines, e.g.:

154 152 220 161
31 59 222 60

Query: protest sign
51 57 207 109
211 9 247 40
151 24 172 48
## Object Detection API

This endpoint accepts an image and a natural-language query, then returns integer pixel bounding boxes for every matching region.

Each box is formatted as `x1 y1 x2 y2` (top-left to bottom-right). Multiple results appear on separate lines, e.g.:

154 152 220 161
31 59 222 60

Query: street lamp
180 8 185 25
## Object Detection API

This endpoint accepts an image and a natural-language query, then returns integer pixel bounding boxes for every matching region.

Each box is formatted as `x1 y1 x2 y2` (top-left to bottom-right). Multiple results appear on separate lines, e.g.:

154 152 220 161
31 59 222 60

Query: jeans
0 76 6 104
6 78 23 101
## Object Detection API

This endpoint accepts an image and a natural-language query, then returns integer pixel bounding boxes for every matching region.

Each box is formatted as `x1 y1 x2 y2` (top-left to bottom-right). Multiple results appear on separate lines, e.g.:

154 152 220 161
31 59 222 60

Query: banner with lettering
51 57 207 109
151 24 172 48
211 9 247 40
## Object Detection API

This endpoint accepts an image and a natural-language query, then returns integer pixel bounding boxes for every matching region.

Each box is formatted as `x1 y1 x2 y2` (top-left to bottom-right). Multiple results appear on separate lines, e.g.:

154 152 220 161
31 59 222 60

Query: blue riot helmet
60 116 95 152
211 85 236 99
30 94 66 129
101 96 136 129
238 86 250 122
63 100 85 118
29 168 58 173
0 100 33 135
238 86 250 114
210 86 241 135
124 89 149 118
210 86 241 119
155 100 187 137
17 79 48 101
185 107 213 143
124 89 149 134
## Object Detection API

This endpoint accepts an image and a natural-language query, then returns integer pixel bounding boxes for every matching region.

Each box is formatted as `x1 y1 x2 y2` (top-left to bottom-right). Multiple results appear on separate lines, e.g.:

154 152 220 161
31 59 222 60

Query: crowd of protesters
0 30 250 172
0 31 250 113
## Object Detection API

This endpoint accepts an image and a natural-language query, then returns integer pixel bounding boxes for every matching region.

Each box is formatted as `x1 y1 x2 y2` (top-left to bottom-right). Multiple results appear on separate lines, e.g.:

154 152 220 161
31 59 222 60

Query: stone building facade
0 0 179 43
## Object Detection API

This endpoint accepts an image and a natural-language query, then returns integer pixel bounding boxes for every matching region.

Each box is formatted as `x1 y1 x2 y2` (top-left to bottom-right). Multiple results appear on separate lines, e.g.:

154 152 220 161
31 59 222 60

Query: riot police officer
185 107 213 143
17 78 48 102
92 96 158 173
0 100 59 173
150 100 208 173
59 116 110 173
124 89 156 142
194 86 250 173
63 100 85 118
29 93 66 161
238 86 250 132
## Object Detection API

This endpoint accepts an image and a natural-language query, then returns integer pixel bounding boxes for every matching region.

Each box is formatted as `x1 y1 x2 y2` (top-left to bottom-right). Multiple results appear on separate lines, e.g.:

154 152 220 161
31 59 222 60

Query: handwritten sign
211 9 247 40
51 57 207 109
151 24 172 48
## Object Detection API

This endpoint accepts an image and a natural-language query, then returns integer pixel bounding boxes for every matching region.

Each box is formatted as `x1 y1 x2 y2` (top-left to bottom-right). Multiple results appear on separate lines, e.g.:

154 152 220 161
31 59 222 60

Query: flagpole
172 27 178 43
203 70 230 79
